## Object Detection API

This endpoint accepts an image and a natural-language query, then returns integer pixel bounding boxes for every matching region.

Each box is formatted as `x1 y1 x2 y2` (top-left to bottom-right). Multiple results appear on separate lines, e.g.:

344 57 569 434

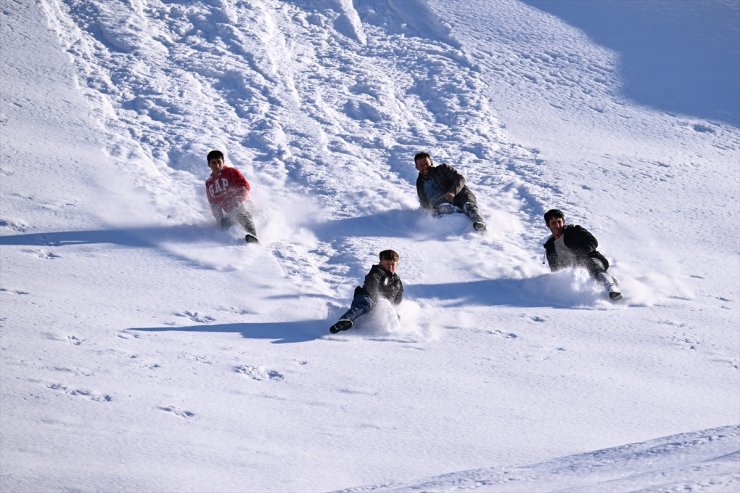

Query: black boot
329 319 353 334
464 203 486 232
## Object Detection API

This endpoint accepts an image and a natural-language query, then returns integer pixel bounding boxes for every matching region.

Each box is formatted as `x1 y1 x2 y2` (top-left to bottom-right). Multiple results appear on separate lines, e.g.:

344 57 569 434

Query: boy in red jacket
205 150 258 243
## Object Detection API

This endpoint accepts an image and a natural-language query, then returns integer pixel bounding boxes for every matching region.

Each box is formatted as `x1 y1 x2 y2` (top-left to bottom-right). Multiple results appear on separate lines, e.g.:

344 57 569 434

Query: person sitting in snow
543 209 622 300
330 249 404 334
204 149 258 244
414 152 487 232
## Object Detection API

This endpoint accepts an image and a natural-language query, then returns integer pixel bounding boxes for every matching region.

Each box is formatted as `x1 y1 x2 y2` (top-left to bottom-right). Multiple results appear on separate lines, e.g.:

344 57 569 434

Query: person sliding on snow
204 149 258 244
414 152 487 232
543 209 622 300
330 250 404 334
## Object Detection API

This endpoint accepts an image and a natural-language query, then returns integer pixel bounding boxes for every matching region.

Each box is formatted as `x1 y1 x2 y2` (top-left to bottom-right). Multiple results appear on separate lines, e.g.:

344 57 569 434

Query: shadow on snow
314 208 425 240
0 224 216 248
523 0 740 126
130 319 328 344
409 274 602 308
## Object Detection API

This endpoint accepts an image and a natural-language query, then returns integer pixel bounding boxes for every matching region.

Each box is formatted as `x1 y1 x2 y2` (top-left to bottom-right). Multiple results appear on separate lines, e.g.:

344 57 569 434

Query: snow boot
245 233 259 244
597 272 622 301
329 319 353 334
463 203 486 231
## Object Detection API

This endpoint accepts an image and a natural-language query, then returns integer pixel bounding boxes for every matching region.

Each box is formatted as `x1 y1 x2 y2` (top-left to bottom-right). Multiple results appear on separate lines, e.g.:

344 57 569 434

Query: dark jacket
415 164 468 210
355 264 404 305
543 224 609 272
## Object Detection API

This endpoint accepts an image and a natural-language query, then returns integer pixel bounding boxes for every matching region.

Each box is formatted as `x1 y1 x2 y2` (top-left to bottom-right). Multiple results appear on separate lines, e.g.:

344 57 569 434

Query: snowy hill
338 425 740 492
1 0 738 492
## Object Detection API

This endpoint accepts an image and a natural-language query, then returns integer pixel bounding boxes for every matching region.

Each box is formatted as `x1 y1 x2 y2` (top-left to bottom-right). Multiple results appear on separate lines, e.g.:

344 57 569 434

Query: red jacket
205 167 250 218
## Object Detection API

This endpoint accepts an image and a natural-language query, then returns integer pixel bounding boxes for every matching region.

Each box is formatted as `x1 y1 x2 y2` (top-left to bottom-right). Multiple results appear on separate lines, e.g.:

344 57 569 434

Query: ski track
42 0 549 309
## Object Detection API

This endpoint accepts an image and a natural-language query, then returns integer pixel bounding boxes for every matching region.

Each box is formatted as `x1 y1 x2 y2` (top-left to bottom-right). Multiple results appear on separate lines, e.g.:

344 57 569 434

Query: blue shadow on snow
523 0 740 126
0 224 215 248
409 274 597 308
314 208 425 240
131 319 328 344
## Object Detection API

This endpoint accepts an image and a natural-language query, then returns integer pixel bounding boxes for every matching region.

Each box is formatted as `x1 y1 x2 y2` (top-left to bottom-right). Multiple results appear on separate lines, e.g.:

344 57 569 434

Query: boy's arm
228 168 251 200
362 267 383 301
439 164 466 195
569 225 599 254
393 279 404 305
416 179 432 210
205 183 223 219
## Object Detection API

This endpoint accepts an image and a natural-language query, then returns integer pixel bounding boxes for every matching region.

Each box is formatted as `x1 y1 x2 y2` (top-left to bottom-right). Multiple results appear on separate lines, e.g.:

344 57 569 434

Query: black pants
451 188 484 225
581 257 608 277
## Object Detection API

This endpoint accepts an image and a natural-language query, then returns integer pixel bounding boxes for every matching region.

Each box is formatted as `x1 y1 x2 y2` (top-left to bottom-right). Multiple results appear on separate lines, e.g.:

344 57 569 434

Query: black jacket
415 164 468 210
543 224 609 272
355 265 404 305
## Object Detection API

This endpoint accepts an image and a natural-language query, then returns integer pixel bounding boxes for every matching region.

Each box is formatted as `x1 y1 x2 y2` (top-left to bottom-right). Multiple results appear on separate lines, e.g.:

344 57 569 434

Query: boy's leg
330 294 375 333
236 212 257 237
454 190 486 231
463 203 486 231
231 204 258 242
585 258 622 300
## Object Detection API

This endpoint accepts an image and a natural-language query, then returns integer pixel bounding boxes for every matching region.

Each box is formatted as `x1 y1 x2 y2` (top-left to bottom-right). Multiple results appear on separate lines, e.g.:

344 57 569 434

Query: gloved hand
220 216 235 230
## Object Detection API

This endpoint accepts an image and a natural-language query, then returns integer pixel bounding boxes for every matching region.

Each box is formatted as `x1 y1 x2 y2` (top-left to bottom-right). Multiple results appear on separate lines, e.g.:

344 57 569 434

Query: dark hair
414 152 431 164
207 150 224 163
379 249 399 261
543 209 564 224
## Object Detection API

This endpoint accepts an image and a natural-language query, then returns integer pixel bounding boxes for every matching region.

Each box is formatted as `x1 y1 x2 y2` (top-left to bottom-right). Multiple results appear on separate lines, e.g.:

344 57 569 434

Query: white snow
1 0 738 492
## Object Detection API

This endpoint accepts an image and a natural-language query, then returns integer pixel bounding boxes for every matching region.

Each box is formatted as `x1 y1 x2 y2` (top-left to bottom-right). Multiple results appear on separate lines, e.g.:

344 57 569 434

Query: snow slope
338 425 740 492
1 0 738 491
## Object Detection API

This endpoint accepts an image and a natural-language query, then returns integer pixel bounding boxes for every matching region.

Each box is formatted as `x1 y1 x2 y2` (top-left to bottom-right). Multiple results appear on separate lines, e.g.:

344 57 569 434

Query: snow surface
1 0 738 491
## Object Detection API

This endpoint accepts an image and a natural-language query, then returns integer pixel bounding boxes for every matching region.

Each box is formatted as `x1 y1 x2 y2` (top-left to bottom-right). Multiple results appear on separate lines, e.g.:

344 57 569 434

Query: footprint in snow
487 329 519 339
44 332 84 345
23 248 61 260
233 364 284 381
176 310 216 323
0 287 30 296
47 383 112 402
118 329 140 339
158 406 195 418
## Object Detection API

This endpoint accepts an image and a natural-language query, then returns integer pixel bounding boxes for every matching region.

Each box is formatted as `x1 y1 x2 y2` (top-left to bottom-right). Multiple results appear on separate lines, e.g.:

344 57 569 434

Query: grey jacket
415 164 468 210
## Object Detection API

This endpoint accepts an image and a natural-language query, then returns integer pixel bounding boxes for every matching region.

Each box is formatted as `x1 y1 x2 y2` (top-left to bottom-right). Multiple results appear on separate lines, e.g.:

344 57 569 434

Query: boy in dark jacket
414 152 486 232
543 209 622 300
330 250 404 333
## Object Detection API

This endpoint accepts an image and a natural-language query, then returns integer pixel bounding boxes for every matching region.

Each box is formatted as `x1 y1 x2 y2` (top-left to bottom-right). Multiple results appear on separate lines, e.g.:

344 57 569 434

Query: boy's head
414 152 433 177
543 209 564 224
207 150 224 164
379 249 399 274
379 249 399 262
543 209 566 238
